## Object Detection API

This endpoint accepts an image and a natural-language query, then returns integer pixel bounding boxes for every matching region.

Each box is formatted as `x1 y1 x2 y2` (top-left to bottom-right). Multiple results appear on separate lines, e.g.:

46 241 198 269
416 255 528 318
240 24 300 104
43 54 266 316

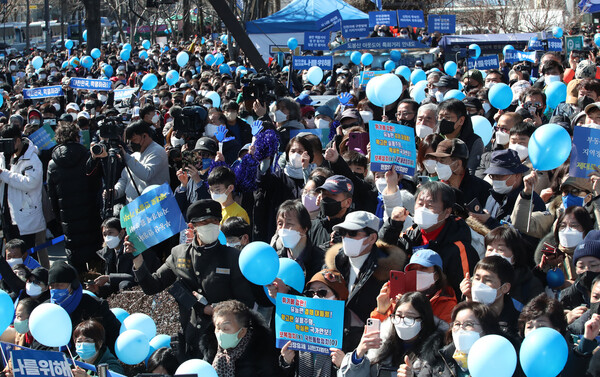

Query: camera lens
91 144 104 155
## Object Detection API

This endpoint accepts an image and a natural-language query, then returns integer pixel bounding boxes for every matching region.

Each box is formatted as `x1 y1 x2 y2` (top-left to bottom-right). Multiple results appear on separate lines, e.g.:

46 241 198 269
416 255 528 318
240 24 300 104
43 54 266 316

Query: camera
0 138 15 155
92 117 124 156
240 73 280 104
172 105 207 138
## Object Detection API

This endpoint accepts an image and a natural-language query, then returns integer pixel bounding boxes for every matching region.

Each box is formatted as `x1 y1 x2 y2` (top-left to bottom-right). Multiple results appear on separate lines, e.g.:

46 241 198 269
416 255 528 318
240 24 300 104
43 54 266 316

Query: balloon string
0 344 7 366
527 169 535 233
66 346 77 374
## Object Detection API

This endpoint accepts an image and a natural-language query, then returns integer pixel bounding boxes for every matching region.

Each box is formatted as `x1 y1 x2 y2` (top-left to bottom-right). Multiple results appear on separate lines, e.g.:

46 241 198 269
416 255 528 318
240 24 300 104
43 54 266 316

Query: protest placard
22 86 64 100
69 78 112 91
316 10 342 32
527 38 562 52
369 11 397 27
275 293 345 355
427 15 456 33
332 37 428 51
397 10 425 27
80 130 91 149
120 183 187 255
569 126 600 178
292 56 333 71
28 125 56 151
359 70 386 87
304 32 330 51
467 55 500 70
504 50 536 64
369 120 417 176
114 87 138 101
565 35 584 56
341 19 370 39
10 348 72 377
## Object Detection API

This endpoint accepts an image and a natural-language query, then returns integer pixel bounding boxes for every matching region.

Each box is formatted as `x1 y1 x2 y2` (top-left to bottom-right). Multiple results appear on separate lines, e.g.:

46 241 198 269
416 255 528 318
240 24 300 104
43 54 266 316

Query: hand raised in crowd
301 151 310 169
324 142 339 163
589 166 600 196
215 151 225 162
584 313 600 340
71 367 87 377
176 168 189 187
253 100 266 117
390 206 409 222
330 348 345 368
385 169 399 195
356 329 382 359
566 305 588 324
266 277 289 299
523 171 538 195
376 281 394 315
460 272 472 301
397 355 413 377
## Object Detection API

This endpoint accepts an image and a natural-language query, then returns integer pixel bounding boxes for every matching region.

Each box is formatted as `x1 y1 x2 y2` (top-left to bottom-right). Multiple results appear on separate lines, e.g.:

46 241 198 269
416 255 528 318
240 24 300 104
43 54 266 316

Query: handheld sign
368 120 417 176
120 183 187 255
428 15 456 33
369 11 398 27
11 348 72 377
22 86 64 100
304 32 330 51
28 125 56 151
569 125 600 178
341 19 370 39
69 78 112 91
292 56 333 71
397 10 425 27
467 55 500 70
316 10 342 32
275 293 344 355
504 50 536 64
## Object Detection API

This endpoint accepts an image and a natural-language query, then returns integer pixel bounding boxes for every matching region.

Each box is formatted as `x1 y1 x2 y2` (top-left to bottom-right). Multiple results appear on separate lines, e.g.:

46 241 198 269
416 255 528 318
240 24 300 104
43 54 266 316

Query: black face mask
578 270 600 292
226 90 236 99
578 96 595 110
354 172 365 180
398 119 415 128
320 197 342 218
438 119 455 135
591 301 600 315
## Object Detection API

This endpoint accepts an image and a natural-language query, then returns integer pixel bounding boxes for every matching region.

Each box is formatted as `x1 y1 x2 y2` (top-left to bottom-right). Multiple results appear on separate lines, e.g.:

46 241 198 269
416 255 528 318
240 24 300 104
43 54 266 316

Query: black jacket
275 239 325 281
226 323 280 377
308 214 347 251
484 184 546 229
329 157 378 213
456 172 491 209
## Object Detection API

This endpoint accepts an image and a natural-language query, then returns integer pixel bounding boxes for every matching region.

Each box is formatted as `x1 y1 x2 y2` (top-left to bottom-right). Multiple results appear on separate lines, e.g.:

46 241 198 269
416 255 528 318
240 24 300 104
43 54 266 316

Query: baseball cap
317 175 354 195
427 139 469 159
463 97 483 111
484 149 528 175
434 75 459 90
333 211 380 233
186 199 222 222
405 249 443 271
65 103 80 112
194 137 218 154
77 111 90 120
315 106 335 120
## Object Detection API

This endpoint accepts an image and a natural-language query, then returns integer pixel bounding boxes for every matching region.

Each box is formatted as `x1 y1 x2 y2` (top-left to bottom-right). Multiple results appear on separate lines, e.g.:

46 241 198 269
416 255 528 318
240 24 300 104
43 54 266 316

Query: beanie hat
48 261 78 285
307 269 349 301
573 230 600 264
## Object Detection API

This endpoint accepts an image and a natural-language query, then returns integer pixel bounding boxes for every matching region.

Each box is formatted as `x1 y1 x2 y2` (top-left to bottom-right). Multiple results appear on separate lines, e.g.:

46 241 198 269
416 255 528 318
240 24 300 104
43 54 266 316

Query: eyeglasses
337 229 365 238
391 315 421 326
452 321 480 331
562 187 586 196
396 112 415 117
304 289 331 298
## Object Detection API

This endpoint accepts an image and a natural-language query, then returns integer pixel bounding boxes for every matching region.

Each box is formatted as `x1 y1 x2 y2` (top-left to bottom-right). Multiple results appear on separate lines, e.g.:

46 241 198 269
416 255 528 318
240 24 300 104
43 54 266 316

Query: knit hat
307 269 349 301
48 261 78 285
573 230 600 264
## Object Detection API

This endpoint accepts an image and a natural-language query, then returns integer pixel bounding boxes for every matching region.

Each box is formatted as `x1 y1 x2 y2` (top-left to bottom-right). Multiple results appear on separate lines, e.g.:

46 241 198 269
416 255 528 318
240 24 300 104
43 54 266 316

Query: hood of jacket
51 142 88 169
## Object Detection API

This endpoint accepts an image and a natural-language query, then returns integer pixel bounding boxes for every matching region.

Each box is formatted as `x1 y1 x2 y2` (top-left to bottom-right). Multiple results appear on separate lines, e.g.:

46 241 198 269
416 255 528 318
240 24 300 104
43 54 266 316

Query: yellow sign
29 5 38 9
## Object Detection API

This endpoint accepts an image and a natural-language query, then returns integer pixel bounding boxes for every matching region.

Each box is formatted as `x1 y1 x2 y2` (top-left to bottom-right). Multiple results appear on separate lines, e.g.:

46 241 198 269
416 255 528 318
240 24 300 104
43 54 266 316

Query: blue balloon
469 43 481 59
219 64 231 75
82 289 96 297
552 26 563 38
520 327 568 377
205 91 221 109
123 43 132 51
116 330 150 365
361 53 373 66
91 48 101 60
528 123 572 171
488 83 513 110
236 65 248 74
61 61 68 69
307 66 323 85
471 115 493 146
365 75 383 107
410 69 426 84
81 56 93 69
120 313 156 340
221 35 228 45
146 334 171 360
141 73 158 91
390 50 401 62
444 89 465 101
595 33 600 47
31 56 43 69
350 51 361 65
395 65 411 81
277 258 305 293
383 60 395 72
282 66 289 73
544 81 567 109
0 290 13 333
102 64 113 77
239 241 279 285
546 268 565 288
503 45 515 56
376 73 402 106
29 303 72 347
214 53 224 66
177 51 189 67
201 37 206 45
120 49 130 61
142 39 151 49
468 335 517 377
411 80 428 104
69 57 80 67
444 61 457 76
175 359 218 377
287 37 298 50
64 39 73 49
139 50 148 60
111 308 130 323
218 231 226 245
82 30 87 42
205 54 215 65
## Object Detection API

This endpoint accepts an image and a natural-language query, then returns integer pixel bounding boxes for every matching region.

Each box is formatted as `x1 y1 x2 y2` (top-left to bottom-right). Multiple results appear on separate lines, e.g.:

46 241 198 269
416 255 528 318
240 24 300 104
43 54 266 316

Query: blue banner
114 87 138 101
371 0 382 11
528 38 562 51
397 10 425 27
275 293 345 355
369 120 417 176
120 183 187 255
304 32 330 51
359 70 386 87
504 49 537 64
467 55 500 70
316 10 342 32
369 11 397 27
569 126 600 178
292 56 333 71
28 124 56 151
11 348 71 377
332 37 429 51
22 86 63 100
341 19 370 39
69 78 112 91
291 129 329 150
428 15 456 33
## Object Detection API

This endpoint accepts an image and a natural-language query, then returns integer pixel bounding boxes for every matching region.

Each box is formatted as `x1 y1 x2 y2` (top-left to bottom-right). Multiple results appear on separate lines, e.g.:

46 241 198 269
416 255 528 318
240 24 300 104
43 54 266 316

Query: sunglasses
337 229 364 237
304 289 330 298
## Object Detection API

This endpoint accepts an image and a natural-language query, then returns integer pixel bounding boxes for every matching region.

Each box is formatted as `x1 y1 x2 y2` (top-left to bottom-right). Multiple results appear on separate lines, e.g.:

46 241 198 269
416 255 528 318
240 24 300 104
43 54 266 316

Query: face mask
562 193 585 209
342 236 368 257
195 223 221 244
275 110 288 123
375 178 387 194
151 114 160 124
495 130 509 145
422 159 437 175
52 103 61 112
75 342 97 361
394 320 422 340
129 141 142 152
578 96 595 110
105 235 121 249
185 95 195 103
378 32 386 37
413 207 440 229
400 33 408 38
225 112 237 122
288 152 303 169
227 241 241 249
216 328 243 349
97 94 108 103
416 271 436 291
416 124 434 139
545 75 561 83
26 281 42 297
202 158 213 170
435 91 445 102
316 118 330 129
471 280 500 305
211 191 228 204
10 65 16 71
488 251 513 264
6 258 22 268
203 103 212 109
508 143 528 161
452 330 480 353
171 136 185 148
279 228 302 249
50 288 70 305
302 194 320 213
438 119 456 135
205 124 219 137
492 178 513 194
226 91 236 99
321 197 342 218
559 228 584 248
435 162 453 181
359 111 373 124
13 319 29 334
482 103 492 113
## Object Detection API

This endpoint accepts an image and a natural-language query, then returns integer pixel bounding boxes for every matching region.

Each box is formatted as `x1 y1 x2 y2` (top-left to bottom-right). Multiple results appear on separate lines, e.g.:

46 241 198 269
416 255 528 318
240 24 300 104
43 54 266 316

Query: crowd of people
0 19 600 377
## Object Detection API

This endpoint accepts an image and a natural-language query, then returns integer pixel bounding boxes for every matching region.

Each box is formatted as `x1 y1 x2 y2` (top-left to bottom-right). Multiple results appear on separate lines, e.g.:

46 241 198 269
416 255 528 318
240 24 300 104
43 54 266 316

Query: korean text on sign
368 11 397 27
467 55 500 70
369 120 417 176
292 56 333 71
397 10 425 27
304 32 330 51
11 349 72 377
69 78 112 91
22 86 64 100
427 15 456 33
569 126 600 178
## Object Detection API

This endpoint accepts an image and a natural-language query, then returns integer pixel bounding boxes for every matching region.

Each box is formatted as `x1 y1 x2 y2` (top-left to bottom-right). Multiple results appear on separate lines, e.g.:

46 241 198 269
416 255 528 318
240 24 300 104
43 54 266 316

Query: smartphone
467 198 483 214
365 318 380 334
528 106 537 116
541 242 560 257
348 132 369 155
389 270 417 298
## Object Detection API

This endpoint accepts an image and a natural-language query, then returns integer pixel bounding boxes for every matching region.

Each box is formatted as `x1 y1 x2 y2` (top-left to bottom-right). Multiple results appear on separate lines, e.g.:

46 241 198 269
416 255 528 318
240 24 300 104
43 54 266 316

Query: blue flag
371 0 382 10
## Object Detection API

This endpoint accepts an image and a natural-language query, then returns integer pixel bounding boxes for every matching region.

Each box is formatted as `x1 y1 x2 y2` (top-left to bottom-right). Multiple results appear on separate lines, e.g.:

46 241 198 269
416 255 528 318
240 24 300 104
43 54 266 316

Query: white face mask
375 178 387 193
359 111 374 124
482 103 492 113
435 162 453 181
278 228 302 249
105 235 121 249
495 130 510 146
316 118 330 129
171 136 185 148
211 191 228 204
275 110 288 123
413 207 440 230
205 123 219 137
488 251 513 264
545 75 561 83
185 95 195 103
152 114 160 124
492 178 513 194
195 224 221 244
422 159 437 174
471 280 501 305
416 124 434 139
485 81 497 89
508 143 528 161
53 103 61 112
288 152 303 169
342 237 368 257
26 281 43 296
6 258 22 268
98 94 108 103
394 320 422 340
452 329 480 353
559 228 584 248
416 271 436 291
435 91 445 102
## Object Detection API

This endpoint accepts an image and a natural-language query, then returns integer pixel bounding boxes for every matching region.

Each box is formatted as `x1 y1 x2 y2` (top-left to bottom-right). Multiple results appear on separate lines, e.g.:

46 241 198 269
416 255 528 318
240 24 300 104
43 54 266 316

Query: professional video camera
91 116 124 156
172 105 207 139
241 73 282 105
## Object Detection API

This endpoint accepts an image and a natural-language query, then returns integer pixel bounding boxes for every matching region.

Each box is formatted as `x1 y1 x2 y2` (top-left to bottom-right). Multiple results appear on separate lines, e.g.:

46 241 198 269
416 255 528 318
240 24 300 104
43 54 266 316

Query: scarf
452 349 469 371
284 164 304 179
212 328 253 377
57 285 83 314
